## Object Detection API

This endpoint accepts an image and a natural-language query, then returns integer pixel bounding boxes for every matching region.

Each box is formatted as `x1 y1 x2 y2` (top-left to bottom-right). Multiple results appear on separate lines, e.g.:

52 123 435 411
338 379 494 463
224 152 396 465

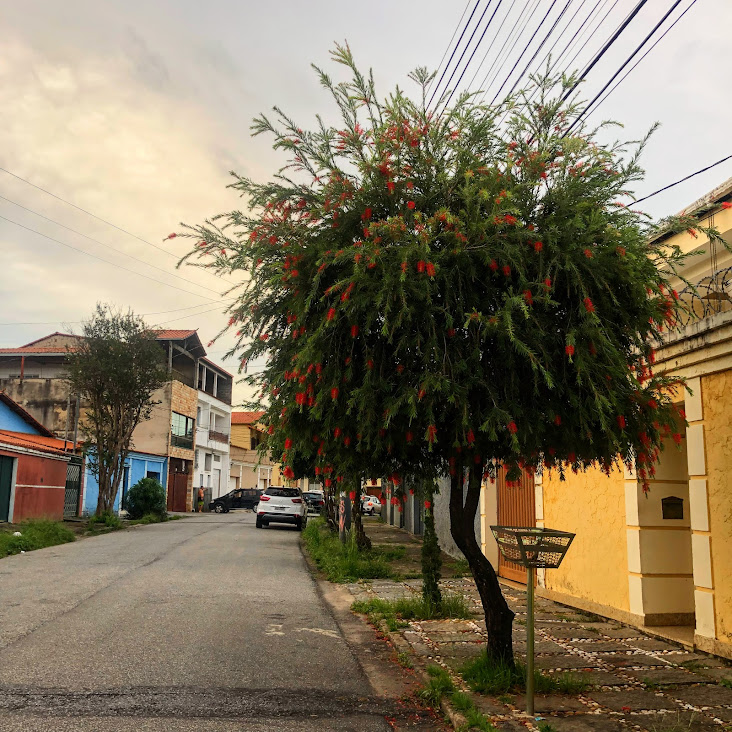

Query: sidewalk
350 520 732 731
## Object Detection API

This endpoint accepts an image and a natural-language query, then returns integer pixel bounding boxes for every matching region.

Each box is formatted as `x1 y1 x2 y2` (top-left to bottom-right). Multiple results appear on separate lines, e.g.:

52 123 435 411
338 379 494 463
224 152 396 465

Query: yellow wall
702 370 732 645
543 466 629 612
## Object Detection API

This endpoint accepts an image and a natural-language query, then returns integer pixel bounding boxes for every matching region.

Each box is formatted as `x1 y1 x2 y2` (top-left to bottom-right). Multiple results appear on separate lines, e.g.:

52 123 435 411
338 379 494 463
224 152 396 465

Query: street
0 514 410 731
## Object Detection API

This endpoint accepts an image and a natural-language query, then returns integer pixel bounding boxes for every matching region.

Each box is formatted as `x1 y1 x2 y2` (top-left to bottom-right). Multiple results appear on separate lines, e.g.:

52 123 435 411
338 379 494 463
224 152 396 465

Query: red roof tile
0 346 77 354
231 411 265 425
154 329 198 340
0 430 75 456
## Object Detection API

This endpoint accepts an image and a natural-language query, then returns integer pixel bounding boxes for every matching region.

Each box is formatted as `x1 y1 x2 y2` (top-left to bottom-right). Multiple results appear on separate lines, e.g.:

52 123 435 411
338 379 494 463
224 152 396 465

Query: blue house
83 451 167 516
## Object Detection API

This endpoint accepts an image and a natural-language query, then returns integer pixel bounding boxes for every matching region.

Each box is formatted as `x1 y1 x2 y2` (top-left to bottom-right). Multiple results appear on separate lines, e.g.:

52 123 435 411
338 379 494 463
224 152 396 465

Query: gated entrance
0 455 13 522
496 467 536 584
63 457 83 518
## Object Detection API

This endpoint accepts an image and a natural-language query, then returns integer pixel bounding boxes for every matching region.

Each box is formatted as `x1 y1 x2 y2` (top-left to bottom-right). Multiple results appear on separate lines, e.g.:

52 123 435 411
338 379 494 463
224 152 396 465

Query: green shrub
88 510 123 530
125 477 166 520
0 520 76 558
351 593 472 623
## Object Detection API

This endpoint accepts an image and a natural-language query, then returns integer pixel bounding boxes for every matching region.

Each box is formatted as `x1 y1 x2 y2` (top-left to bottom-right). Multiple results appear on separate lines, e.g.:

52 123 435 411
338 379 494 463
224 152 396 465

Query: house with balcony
229 411 280 491
195 358 233 502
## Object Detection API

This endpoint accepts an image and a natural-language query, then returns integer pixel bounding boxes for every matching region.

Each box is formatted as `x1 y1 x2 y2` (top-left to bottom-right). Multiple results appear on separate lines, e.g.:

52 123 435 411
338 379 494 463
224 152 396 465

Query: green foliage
125 478 167 520
396 651 414 669
352 593 472 623
537 724 558 732
720 677 732 689
417 664 455 707
460 651 588 695
421 489 442 609
0 520 76 558
87 510 123 531
68 305 168 516
452 558 471 578
128 513 168 525
302 517 395 581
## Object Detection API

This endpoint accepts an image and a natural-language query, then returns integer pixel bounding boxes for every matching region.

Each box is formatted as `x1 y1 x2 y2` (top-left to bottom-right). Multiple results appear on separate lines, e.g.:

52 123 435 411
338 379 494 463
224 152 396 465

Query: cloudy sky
2 0 730 404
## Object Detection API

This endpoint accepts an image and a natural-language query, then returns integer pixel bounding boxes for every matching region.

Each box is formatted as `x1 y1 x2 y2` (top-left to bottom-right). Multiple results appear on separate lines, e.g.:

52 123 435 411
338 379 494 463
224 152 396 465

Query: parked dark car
302 491 325 514
209 488 262 513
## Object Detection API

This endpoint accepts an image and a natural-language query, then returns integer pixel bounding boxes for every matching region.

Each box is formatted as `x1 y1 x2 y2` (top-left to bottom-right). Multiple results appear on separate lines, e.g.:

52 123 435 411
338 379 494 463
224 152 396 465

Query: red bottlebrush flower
507 421 518 434
331 387 339 400
284 438 292 449
327 308 336 321
367 358 374 369
616 246 626 257
417 260 426 273
406 431 413 443
584 248 593 258
165 232 177 240
259 333 269 341
343 436 351 447
351 324 359 338
673 432 682 445
504 214 517 226
424 500 432 510
544 278 552 289
349 491 356 501
387 181 395 194
316 363 323 375
617 415 626 429
325 478 332 487
427 424 437 443
362 208 372 220
565 345 575 357
467 429 475 444
406 180 414 190
533 240 543 252
554 415 561 426
447 327 455 337
523 290 533 305
334 427 342 439
407 200 416 210
296 392 306 405
722 201 732 209
672 289 679 300
589 342 597 356
283 466 295 480
401 261 408 273
426 262 436 277
648 399 658 409
418 389 426 400
502 265 511 277
268 425 274 435
490 259 498 272
583 297 595 313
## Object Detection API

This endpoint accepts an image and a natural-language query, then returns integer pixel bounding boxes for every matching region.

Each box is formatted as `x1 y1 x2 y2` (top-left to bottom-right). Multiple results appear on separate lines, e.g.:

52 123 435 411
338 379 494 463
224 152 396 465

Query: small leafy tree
182 46 721 663
126 477 167 519
67 305 168 516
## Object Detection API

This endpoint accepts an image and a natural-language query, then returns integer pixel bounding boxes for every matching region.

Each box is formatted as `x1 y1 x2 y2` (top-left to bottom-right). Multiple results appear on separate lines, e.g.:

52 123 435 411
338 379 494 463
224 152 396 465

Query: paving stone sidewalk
348 529 732 731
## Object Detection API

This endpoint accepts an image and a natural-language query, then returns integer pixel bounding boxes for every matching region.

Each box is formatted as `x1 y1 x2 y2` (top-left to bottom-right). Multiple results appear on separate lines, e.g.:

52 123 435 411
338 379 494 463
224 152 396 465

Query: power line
0 166 233 285
426 0 473 98
561 0 620 77
0 214 221 302
584 0 698 118
0 193 228 297
564 0 685 135
437 0 505 117
489 0 562 105
632 155 732 205
428 0 483 108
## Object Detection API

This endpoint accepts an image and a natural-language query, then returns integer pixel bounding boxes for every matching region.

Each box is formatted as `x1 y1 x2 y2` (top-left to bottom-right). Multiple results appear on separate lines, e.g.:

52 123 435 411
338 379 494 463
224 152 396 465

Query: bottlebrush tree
182 45 719 664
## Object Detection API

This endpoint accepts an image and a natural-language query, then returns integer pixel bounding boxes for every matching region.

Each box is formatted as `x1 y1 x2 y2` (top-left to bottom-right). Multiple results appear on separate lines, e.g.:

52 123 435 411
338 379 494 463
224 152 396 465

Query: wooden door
496 467 536 583
166 472 188 512
0 455 13 522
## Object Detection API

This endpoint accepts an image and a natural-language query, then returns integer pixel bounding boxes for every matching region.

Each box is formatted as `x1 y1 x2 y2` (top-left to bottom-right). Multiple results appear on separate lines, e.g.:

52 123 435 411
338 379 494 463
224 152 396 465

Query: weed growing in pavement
719 677 732 689
649 711 697 732
451 558 471 578
302 518 395 582
396 651 414 669
460 652 589 695
0 520 76 559
128 513 170 526
450 690 495 731
417 665 454 707
642 677 660 690
538 723 558 732
352 593 472 626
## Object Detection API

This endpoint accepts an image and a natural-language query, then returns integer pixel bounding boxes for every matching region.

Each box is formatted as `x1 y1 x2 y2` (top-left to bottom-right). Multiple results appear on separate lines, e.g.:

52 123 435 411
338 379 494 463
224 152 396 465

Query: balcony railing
209 429 230 444
171 434 194 450
676 264 732 327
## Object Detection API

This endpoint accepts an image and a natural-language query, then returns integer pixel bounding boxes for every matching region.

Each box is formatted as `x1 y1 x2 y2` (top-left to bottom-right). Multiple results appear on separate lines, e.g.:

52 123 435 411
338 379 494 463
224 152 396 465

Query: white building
195 358 233 500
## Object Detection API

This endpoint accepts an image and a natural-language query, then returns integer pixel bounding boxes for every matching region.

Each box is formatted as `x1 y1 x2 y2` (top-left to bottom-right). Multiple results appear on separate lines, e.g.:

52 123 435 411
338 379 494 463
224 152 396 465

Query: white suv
361 494 382 515
256 486 307 530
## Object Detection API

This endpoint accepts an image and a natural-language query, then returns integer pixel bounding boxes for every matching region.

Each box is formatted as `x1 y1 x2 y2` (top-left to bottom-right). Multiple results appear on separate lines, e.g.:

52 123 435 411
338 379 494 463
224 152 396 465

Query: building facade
229 411 283 491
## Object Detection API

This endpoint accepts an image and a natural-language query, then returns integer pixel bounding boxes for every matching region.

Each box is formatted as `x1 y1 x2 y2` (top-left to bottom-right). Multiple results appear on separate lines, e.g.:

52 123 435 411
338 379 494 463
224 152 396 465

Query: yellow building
480 177 732 659
229 411 282 491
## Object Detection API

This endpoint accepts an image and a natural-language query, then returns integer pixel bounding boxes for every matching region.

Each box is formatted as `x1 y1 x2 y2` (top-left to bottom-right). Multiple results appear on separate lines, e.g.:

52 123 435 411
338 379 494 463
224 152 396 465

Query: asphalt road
0 513 398 730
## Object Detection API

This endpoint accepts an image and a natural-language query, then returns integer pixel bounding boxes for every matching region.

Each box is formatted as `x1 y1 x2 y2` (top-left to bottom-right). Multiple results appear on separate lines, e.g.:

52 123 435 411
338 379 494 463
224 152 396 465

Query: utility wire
564 0 685 135
585 0 698 118
0 194 228 297
0 214 221 302
489 0 562 105
561 0 620 77
433 0 496 113
633 155 732 205
437 0 505 117
428 0 483 108
0 166 233 285
426 0 473 97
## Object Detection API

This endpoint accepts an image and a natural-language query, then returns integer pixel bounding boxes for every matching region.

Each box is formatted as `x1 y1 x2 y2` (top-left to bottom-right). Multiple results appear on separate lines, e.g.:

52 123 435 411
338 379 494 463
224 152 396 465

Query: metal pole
526 566 535 716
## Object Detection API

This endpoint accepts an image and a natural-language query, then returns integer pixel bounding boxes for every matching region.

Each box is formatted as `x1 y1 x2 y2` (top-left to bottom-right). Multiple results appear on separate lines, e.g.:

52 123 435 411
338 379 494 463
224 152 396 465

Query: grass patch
451 690 495 731
461 651 588 695
719 677 732 689
538 724 559 732
396 651 414 669
352 593 472 627
419 673 495 730
0 519 76 558
87 511 123 531
302 517 402 582
452 558 471 578
417 664 454 707
128 512 169 525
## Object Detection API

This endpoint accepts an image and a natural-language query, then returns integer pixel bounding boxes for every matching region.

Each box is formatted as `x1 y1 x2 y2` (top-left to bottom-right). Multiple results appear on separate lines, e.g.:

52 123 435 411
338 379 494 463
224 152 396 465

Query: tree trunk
421 484 442 609
352 484 371 550
324 488 338 532
449 460 515 665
